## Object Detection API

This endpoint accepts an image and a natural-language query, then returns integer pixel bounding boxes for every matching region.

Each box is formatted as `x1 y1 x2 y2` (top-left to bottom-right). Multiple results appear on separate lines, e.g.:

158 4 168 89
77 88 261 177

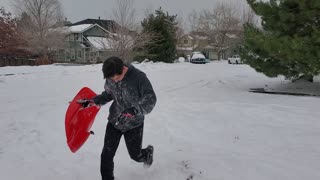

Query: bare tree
14 0 64 56
199 2 242 59
175 16 186 45
105 0 156 62
187 10 200 32
0 7 26 55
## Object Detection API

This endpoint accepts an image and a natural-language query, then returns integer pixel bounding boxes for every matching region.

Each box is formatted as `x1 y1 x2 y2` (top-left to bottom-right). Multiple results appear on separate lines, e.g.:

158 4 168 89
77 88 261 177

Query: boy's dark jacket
93 64 157 132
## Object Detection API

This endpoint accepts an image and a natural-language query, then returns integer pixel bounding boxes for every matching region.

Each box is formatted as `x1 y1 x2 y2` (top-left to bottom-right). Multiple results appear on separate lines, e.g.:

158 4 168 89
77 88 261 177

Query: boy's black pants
100 122 147 180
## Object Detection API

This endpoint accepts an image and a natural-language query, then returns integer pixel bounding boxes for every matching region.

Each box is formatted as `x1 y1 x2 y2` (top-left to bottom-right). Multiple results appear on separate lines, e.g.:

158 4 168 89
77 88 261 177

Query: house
52 19 118 63
70 18 118 33
176 32 219 60
176 35 194 56
176 30 243 60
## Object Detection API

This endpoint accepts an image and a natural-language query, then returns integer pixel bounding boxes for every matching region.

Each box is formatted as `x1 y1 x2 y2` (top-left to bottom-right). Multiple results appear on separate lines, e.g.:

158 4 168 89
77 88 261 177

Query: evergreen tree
242 0 320 81
141 7 178 63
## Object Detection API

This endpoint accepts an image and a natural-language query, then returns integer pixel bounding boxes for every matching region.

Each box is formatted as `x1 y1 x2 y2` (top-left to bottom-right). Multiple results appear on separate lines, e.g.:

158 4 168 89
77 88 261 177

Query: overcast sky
1 0 250 24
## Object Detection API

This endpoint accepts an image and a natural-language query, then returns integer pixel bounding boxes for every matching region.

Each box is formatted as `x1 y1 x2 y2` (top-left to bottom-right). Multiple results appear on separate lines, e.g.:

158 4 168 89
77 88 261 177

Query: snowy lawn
0 61 320 180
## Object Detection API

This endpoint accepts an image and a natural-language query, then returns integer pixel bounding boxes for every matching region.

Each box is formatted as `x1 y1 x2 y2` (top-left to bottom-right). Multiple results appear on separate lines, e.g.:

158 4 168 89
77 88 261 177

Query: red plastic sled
65 87 100 153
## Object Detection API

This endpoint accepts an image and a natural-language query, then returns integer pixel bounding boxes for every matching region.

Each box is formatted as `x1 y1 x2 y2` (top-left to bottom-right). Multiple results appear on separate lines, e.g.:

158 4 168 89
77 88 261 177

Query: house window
59 49 65 56
85 51 89 58
90 52 96 57
66 50 70 60
74 33 79 41
71 49 75 59
78 50 82 58
184 39 189 44
69 34 74 41
52 50 58 56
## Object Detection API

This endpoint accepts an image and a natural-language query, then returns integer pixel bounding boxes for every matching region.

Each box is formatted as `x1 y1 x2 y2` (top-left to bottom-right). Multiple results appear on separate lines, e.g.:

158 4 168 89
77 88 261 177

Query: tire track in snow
160 80 209 93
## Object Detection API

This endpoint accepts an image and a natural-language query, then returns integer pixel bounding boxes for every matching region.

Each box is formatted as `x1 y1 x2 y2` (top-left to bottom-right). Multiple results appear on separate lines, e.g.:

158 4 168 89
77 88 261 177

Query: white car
228 55 242 64
190 52 207 64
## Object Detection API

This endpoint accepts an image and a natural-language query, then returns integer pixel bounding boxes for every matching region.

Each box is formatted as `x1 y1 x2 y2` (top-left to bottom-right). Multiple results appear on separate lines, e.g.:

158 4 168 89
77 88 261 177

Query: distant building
52 19 119 63
70 18 118 33
177 32 218 60
176 30 243 60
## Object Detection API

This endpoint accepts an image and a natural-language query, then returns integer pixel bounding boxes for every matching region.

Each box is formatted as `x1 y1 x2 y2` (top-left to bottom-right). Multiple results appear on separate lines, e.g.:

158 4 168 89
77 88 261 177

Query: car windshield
192 53 205 59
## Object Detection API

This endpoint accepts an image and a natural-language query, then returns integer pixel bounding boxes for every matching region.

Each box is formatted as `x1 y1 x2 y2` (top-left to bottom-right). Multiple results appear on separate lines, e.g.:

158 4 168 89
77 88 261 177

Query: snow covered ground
1 61 320 180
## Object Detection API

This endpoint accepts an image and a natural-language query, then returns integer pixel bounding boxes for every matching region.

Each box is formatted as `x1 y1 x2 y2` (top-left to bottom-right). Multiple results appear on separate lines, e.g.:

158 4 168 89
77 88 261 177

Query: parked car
228 55 242 64
190 52 207 64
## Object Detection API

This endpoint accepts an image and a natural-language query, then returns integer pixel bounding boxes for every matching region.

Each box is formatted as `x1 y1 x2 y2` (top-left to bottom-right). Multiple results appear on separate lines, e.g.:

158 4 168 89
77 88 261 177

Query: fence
0 56 53 67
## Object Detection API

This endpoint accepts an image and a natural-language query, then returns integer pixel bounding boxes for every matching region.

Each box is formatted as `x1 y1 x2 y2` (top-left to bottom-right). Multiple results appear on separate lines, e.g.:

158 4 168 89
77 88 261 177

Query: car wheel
228 60 231 64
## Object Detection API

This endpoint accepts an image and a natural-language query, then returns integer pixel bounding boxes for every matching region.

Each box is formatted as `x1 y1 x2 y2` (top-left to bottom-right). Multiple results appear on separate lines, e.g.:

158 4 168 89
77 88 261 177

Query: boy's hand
116 107 137 126
77 99 94 108
121 107 137 118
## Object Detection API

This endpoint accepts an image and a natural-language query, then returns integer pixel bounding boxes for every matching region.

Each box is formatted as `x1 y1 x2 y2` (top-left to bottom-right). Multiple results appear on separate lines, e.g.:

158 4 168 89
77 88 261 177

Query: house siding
52 24 113 63
83 26 106 37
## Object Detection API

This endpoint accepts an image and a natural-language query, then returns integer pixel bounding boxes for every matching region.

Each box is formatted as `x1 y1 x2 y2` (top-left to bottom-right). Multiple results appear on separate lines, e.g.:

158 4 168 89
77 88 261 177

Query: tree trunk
293 75 314 83
303 75 314 82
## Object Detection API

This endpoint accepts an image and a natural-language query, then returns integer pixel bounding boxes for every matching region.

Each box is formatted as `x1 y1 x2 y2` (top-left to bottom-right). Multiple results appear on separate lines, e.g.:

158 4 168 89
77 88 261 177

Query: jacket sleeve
133 73 157 116
92 82 113 105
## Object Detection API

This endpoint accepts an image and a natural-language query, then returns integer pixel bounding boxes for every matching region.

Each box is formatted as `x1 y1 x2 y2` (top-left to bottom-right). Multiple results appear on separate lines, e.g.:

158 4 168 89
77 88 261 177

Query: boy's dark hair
102 56 124 79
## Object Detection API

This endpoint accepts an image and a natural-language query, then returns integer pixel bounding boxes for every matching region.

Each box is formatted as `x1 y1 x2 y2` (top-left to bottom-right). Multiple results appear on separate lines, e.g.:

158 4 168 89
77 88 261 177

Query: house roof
68 24 93 33
50 24 96 34
71 18 118 33
181 34 193 40
226 33 238 39
177 47 193 51
187 35 194 40
66 23 111 34
193 35 208 40
86 36 112 50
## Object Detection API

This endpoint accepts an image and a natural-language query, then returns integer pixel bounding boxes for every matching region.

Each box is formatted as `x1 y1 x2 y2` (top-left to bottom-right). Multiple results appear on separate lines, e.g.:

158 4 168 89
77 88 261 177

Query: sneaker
143 145 154 168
